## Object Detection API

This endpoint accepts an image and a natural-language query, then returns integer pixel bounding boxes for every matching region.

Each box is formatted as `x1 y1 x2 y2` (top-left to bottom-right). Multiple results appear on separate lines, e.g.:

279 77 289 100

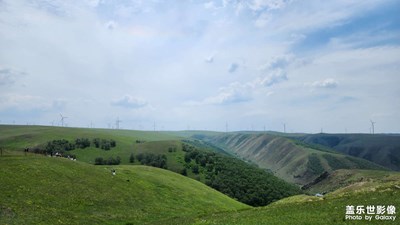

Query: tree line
94 156 121 165
181 141 301 207
129 153 167 169
26 138 117 159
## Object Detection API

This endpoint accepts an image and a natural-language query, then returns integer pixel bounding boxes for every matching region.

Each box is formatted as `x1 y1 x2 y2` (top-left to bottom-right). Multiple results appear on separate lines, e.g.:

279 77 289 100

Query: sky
0 0 399 133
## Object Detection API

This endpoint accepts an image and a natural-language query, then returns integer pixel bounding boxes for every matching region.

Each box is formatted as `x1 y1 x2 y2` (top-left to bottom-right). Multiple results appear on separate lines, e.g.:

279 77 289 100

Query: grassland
162 172 400 225
0 125 302 207
0 125 182 163
305 169 400 194
0 155 248 225
1 125 399 225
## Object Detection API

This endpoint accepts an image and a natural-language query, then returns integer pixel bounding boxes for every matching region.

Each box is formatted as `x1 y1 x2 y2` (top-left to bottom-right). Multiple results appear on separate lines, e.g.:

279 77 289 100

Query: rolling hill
162 170 400 225
200 133 387 185
0 156 248 225
0 125 301 207
297 133 400 171
1 125 400 225
303 169 400 194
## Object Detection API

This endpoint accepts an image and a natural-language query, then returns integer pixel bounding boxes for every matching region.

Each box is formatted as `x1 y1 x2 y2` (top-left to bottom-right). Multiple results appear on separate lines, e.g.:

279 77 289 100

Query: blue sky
0 0 399 133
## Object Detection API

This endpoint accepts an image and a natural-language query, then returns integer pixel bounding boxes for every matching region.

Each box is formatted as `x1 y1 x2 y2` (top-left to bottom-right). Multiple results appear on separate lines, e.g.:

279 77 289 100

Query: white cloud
311 78 338 89
105 20 117 30
248 0 289 12
0 67 24 86
205 54 215 63
260 54 295 70
0 94 60 111
204 1 216 10
85 0 100 8
111 95 148 109
0 0 398 132
200 82 253 105
257 69 288 87
228 63 239 73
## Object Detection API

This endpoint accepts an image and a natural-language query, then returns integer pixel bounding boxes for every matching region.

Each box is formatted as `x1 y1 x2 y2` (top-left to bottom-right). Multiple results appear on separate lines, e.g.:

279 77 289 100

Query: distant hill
297 133 400 171
201 133 387 185
303 169 400 194
0 156 247 224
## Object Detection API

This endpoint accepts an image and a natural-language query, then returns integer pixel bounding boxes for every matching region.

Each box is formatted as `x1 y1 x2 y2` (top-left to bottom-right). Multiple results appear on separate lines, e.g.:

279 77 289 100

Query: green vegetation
162 173 400 225
304 169 400 194
204 133 389 185
0 125 301 207
0 156 248 225
135 153 167 169
299 133 400 171
181 142 301 206
322 154 349 170
307 153 325 175
94 156 121 165
1 125 399 225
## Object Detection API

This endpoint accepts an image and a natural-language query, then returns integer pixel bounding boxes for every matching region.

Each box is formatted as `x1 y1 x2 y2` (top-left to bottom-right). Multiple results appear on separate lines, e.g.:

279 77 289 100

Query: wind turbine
116 117 122 130
283 123 286 133
370 120 376 134
60 114 67 127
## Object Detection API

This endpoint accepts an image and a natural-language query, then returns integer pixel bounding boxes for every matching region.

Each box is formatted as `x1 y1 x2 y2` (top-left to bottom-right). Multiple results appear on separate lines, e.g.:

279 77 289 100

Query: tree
181 168 187 176
95 157 104 165
192 164 199 174
110 139 116 147
129 153 135 163
136 153 144 162
184 153 191 163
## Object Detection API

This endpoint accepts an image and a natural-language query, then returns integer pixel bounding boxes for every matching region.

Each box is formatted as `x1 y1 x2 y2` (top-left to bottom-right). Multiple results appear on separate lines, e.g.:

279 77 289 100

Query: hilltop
0 156 248 225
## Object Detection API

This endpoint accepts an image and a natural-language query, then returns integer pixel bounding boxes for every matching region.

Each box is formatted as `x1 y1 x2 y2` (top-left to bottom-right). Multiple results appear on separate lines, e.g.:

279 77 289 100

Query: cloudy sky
0 0 399 133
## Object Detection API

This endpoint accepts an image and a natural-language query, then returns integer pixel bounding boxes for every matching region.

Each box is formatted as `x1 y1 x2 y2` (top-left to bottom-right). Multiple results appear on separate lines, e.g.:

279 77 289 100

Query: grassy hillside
0 125 180 156
304 169 400 194
0 125 301 207
0 156 248 225
161 171 400 225
298 133 400 171
203 133 387 185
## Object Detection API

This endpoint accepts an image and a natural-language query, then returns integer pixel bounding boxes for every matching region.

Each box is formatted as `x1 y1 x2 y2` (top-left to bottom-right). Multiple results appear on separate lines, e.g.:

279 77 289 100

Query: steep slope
0 156 248 225
163 171 400 225
204 133 386 185
303 169 400 194
298 133 400 171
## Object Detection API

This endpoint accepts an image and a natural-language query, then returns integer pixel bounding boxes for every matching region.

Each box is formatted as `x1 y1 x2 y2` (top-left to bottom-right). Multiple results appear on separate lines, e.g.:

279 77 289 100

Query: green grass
306 169 400 194
1 125 399 224
0 155 248 225
0 125 302 207
0 125 183 164
161 173 400 225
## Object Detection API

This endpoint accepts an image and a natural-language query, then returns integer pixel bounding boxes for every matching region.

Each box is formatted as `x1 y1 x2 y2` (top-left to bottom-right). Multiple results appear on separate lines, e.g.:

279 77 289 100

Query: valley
0 125 399 224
